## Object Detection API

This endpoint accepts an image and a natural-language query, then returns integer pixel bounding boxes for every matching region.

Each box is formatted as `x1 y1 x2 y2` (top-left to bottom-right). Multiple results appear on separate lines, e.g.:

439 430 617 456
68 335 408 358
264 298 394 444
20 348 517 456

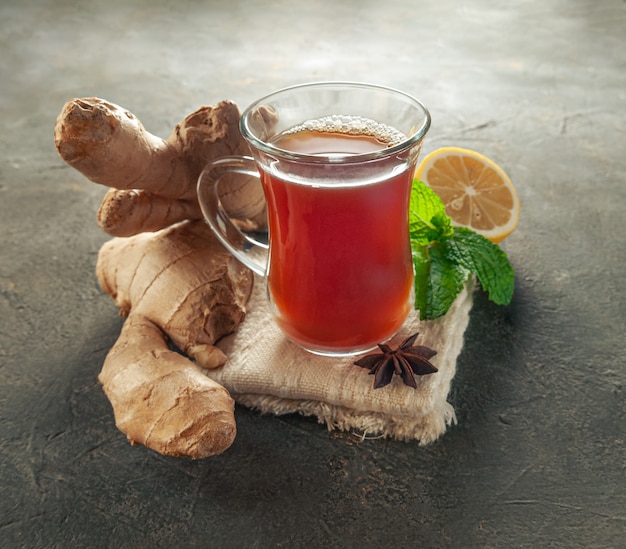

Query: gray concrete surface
1 0 625 547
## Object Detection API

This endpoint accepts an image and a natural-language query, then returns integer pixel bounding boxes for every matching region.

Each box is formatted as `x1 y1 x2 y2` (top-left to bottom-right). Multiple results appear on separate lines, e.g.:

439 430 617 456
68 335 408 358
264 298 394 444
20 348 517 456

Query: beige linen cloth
210 278 475 444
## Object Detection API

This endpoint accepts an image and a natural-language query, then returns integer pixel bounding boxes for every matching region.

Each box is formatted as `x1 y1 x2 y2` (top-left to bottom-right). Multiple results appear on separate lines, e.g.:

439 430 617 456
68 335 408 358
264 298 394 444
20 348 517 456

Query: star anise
354 333 438 389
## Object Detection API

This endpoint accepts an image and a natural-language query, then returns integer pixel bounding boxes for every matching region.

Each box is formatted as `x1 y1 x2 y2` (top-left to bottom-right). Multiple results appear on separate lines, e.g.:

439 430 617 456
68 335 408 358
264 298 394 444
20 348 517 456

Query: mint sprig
410 180 515 320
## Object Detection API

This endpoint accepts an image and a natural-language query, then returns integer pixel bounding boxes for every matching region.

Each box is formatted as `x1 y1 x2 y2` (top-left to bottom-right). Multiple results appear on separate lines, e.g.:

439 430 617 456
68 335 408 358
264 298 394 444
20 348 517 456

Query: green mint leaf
422 244 471 320
411 242 430 316
443 227 515 305
410 179 465 319
409 180 452 245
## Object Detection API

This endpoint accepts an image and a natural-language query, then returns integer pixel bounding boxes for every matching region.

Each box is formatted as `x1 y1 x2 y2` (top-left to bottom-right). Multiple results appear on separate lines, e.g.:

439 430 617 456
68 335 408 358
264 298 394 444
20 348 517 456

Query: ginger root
96 220 254 458
54 97 266 236
54 98 263 458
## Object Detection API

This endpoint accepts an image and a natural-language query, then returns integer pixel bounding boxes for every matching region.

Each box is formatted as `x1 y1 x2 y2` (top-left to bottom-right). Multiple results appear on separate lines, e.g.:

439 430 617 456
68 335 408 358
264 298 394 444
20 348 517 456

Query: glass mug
197 82 431 357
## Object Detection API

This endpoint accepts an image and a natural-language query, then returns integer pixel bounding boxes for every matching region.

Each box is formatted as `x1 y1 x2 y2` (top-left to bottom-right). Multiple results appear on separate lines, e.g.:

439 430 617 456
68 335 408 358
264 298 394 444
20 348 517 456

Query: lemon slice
415 147 520 243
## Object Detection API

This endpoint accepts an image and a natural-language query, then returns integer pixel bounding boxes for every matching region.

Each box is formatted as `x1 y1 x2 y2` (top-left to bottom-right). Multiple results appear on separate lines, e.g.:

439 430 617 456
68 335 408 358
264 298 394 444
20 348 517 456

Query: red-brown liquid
262 130 414 353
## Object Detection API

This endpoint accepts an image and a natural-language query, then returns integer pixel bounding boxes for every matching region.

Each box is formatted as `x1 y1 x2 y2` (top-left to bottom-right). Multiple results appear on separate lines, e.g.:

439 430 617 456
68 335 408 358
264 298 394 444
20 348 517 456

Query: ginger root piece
100 316 237 458
54 97 266 236
96 220 254 458
96 188 203 238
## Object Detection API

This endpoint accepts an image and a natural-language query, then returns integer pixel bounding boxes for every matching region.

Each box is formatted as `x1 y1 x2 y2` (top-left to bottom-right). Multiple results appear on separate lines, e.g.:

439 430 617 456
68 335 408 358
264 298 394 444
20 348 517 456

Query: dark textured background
1 1 624 547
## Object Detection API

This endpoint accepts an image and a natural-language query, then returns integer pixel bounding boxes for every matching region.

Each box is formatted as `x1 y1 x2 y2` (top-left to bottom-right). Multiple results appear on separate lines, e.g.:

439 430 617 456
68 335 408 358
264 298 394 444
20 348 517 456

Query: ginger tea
260 117 415 354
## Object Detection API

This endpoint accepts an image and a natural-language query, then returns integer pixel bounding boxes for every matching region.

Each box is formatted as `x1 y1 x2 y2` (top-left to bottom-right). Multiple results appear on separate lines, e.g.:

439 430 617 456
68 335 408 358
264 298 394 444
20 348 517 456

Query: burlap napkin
210 278 475 444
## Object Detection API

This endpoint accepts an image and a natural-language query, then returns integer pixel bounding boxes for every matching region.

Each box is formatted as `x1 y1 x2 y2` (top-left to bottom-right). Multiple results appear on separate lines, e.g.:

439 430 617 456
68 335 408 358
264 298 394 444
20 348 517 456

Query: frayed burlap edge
233 393 458 444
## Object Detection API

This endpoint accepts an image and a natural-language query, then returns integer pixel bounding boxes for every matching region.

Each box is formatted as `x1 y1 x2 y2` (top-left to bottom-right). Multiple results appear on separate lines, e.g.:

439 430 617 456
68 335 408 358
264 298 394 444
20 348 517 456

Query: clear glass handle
197 156 268 277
